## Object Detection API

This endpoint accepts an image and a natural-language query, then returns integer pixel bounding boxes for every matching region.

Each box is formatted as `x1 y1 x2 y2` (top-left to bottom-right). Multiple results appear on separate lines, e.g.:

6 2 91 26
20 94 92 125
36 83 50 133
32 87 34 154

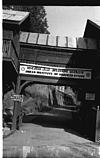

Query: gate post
12 75 22 130
95 106 100 143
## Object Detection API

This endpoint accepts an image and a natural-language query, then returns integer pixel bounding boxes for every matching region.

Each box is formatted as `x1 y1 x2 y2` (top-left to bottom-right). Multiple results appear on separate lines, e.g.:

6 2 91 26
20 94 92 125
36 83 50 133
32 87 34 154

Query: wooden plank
95 109 100 143
58 36 67 47
10 42 19 71
7 15 23 21
20 32 29 43
3 40 11 57
3 30 20 56
48 35 57 46
98 40 100 49
3 9 16 15
87 38 97 49
12 31 20 56
3 30 13 40
3 9 29 22
36 53 71 64
77 38 87 49
37 33 48 45
28 33 38 44
3 14 11 19
68 37 77 48
20 47 72 65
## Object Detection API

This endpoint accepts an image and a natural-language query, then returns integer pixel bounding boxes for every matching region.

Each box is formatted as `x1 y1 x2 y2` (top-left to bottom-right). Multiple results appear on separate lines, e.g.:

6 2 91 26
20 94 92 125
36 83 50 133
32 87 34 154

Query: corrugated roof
3 9 29 24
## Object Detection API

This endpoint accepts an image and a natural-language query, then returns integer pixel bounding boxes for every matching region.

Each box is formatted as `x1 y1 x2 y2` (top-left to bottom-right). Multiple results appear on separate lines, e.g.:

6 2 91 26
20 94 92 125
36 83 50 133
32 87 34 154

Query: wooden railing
3 39 19 72
10 41 19 71
3 30 20 57
2 39 11 58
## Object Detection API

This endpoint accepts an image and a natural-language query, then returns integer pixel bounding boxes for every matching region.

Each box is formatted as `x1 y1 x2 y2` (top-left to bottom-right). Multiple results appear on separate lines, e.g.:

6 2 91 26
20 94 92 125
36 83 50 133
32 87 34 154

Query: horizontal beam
20 74 95 88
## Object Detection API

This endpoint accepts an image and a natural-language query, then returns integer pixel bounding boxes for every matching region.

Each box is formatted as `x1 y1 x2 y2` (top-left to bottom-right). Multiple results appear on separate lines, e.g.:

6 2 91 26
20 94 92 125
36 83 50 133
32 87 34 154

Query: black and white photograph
2 5 100 157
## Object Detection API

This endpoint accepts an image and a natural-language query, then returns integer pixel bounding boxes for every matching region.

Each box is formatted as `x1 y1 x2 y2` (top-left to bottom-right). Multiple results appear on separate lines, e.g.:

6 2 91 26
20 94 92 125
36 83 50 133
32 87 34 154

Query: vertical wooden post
95 106 100 143
12 75 22 130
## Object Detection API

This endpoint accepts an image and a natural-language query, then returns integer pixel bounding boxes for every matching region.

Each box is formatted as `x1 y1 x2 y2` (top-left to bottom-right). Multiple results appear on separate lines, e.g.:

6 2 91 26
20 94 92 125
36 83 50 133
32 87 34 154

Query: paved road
3 113 100 158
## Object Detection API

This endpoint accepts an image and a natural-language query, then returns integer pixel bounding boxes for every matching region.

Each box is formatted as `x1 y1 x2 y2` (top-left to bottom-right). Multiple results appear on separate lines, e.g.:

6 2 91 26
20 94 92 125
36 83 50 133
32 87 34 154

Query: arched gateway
3 10 100 142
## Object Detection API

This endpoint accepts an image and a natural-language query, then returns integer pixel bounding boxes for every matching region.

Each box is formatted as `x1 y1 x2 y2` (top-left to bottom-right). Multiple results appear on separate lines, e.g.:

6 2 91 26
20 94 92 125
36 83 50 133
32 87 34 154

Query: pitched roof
88 19 100 29
84 19 100 39
3 9 29 25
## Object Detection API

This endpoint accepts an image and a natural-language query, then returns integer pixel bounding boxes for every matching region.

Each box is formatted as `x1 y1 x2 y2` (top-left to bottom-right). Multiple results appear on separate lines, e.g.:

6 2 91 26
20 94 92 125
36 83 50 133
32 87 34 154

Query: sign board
85 93 95 101
20 63 92 80
11 94 23 102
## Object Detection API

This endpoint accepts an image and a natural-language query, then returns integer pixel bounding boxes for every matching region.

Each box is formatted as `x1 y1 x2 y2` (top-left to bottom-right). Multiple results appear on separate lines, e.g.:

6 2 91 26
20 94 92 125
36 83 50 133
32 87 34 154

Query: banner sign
20 62 92 80
85 93 95 101
11 94 23 102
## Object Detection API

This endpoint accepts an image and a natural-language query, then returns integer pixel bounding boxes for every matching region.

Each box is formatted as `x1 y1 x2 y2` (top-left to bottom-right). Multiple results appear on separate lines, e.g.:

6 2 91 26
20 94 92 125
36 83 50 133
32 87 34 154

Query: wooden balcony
3 39 19 73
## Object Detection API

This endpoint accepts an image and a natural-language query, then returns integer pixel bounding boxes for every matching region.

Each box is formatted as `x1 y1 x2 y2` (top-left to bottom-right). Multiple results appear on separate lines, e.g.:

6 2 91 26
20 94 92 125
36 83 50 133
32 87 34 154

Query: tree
3 5 50 34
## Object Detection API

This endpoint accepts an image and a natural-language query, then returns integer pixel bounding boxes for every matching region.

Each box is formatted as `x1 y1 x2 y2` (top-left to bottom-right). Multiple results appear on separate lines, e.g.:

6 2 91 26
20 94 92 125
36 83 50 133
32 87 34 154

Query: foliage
3 84 80 115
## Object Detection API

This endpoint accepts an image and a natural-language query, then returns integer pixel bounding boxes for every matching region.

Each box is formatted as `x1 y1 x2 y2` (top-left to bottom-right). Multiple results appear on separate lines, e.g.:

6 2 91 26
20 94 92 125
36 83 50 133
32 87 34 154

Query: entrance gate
12 32 100 142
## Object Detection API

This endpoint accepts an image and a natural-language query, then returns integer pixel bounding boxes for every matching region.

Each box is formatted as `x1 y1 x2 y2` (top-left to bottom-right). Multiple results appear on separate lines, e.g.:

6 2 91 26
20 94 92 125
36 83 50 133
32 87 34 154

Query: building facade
3 9 100 142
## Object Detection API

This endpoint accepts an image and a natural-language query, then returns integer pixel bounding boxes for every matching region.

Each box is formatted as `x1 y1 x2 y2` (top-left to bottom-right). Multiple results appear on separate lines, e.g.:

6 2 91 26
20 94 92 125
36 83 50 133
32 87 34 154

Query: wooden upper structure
3 9 100 86
3 9 29 25
19 31 100 91
3 9 30 75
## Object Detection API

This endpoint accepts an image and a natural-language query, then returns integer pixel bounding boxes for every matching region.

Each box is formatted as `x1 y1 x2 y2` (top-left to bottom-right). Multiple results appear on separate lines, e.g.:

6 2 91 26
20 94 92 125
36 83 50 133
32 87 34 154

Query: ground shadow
22 112 91 141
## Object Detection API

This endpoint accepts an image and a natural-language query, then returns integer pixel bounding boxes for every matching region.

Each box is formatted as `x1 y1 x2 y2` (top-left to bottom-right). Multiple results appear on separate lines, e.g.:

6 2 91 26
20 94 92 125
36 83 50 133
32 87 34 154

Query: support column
95 83 100 143
95 106 100 143
12 75 22 130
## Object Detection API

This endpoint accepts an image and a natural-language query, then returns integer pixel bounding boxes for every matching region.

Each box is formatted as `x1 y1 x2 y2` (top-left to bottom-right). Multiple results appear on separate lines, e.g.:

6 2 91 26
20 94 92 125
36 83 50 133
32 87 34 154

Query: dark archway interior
20 80 96 141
